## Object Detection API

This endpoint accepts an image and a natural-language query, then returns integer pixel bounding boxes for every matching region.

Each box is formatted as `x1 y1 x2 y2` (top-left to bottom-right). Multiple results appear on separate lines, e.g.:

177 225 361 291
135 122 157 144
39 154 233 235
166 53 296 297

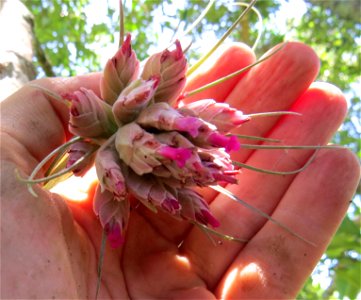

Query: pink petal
161 198 181 214
208 133 240 153
105 222 124 248
121 33 132 57
196 210 220 228
158 146 192 167
175 117 203 138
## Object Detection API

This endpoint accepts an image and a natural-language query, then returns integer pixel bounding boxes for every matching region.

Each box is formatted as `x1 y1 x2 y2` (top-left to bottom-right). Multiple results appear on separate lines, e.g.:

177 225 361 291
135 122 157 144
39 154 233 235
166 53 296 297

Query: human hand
1 42 359 299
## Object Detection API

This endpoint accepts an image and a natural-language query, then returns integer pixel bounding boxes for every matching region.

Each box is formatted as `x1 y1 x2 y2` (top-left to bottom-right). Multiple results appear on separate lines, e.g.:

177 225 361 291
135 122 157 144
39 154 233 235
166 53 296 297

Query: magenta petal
173 40 183 60
175 117 203 138
105 222 124 248
196 210 220 228
161 198 181 214
121 33 132 56
227 135 241 152
208 133 240 153
158 146 192 167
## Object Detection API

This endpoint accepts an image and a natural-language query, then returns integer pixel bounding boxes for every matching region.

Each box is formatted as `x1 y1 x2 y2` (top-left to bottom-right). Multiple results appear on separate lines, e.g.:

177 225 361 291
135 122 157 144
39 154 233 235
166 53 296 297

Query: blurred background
1 0 359 298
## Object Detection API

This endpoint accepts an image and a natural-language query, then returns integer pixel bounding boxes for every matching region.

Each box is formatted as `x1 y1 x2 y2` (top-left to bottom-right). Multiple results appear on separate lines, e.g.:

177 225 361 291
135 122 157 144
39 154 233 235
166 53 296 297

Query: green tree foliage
297 0 360 157
22 1 360 299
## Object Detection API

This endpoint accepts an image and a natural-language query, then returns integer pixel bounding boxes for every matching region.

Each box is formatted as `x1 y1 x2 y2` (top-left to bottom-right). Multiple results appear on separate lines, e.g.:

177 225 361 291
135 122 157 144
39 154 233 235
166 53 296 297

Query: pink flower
141 40 187 105
181 99 250 132
187 123 240 153
155 132 238 186
100 34 140 105
157 146 192 168
136 102 206 137
95 139 127 200
67 87 117 139
115 122 163 175
115 122 195 175
93 186 130 248
178 189 220 227
207 132 240 153
125 168 181 214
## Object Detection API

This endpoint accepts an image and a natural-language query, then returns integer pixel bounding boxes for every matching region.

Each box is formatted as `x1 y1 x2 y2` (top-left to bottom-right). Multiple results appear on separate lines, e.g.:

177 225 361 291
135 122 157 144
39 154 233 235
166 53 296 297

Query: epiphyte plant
20 0 341 248
18 0 344 296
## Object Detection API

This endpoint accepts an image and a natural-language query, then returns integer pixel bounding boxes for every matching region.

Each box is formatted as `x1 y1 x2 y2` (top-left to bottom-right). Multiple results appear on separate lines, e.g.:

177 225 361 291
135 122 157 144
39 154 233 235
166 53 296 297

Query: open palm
1 42 359 299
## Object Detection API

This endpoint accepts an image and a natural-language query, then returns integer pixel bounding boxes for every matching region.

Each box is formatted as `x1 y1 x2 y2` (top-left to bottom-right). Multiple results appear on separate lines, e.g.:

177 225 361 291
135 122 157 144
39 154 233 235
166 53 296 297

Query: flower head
59 34 249 248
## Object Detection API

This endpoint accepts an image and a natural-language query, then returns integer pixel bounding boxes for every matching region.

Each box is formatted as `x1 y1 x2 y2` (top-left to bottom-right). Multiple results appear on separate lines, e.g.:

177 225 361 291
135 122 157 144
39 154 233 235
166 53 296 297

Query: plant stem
230 134 281 143
211 185 316 246
240 144 344 150
119 0 124 48
95 229 107 299
184 42 285 97
232 150 318 175
22 136 82 196
187 0 257 76
246 110 301 118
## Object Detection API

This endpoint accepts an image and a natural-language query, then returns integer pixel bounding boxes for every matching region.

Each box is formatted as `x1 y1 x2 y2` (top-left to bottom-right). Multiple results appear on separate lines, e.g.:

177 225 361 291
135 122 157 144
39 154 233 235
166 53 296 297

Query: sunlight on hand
50 167 98 202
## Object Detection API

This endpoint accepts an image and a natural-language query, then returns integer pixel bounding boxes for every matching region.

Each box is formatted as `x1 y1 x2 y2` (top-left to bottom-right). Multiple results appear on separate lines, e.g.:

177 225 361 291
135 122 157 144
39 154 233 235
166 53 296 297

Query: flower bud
125 169 181 215
95 139 127 200
93 185 130 248
66 141 98 177
136 102 207 138
190 125 240 153
100 34 140 105
141 40 187 104
112 77 159 125
115 122 162 175
178 189 220 227
115 123 193 175
207 132 240 153
181 99 250 132
67 87 117 139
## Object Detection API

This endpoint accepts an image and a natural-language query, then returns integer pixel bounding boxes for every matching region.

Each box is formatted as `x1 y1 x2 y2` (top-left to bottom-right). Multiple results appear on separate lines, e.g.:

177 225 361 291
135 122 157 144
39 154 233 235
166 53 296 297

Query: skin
1 42 360 299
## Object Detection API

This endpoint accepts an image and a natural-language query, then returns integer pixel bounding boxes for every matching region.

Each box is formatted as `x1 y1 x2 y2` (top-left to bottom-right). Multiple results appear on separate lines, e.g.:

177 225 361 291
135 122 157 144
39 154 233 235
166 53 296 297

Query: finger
0 73 101 163
202 42 320 203
228 41 320 165
183 43 256 103
121 212 213 299
181 82 347 288
216 148 360 299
